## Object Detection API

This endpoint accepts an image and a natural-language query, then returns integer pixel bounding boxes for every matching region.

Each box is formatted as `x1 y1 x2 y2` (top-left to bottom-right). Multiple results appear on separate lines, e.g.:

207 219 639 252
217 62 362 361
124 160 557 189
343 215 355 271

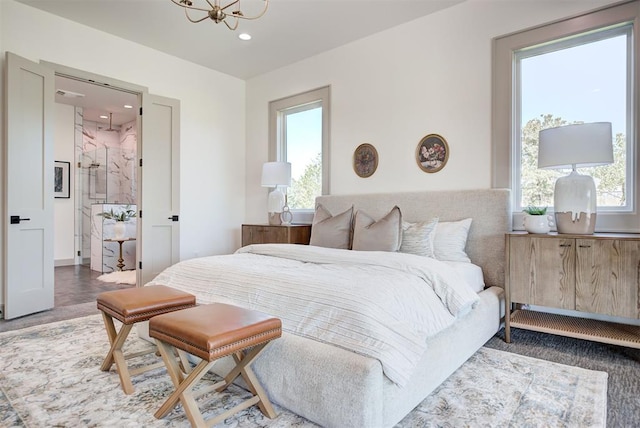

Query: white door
137 94 180 286
4 52 55 319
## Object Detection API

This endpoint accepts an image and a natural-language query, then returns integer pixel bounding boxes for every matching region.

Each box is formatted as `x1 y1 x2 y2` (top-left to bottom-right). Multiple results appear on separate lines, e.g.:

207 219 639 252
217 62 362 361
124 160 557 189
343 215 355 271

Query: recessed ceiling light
99 115 108 119
238 33 252 41
123 104 133 109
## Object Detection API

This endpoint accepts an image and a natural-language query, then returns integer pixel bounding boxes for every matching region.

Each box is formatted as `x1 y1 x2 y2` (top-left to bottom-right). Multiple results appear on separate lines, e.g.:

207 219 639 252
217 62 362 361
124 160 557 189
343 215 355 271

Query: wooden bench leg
100 313 136 394
154 340 278 426
154 340 216 420
100 312 119 370
217 343 277 418
233 350 277 419
101 312 164 395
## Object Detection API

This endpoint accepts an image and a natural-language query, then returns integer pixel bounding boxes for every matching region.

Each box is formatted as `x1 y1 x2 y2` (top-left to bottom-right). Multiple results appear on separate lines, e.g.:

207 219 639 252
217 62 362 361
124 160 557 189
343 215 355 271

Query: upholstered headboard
315 189 511 288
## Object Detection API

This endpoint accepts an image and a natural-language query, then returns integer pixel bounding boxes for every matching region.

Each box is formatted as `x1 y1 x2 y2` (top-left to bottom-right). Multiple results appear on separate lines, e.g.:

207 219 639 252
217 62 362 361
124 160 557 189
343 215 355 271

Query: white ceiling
18 0 464 80
28 0 463 122
54 75 140 125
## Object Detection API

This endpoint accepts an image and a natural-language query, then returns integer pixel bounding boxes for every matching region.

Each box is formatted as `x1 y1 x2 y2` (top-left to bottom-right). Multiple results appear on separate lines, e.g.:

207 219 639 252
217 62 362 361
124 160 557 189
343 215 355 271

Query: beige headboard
316 189 512 288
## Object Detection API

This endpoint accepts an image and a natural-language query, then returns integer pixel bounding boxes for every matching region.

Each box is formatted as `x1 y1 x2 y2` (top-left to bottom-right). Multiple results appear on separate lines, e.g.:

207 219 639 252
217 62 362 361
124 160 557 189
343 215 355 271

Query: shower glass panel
85 148 107 202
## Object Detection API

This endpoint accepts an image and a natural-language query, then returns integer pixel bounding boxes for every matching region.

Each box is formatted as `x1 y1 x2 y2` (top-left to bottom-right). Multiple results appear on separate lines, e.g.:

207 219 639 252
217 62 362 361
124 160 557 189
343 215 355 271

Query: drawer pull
559 244 572 247
579 245 591 248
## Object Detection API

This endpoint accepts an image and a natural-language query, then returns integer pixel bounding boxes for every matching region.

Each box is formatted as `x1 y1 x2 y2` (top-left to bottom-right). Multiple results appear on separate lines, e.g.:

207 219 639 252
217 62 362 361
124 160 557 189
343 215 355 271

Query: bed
144 189 511 427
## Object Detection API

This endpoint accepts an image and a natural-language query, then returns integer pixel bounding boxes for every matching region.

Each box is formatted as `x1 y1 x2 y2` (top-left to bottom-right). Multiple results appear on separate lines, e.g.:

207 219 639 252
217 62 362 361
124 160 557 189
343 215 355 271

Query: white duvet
148 244 480 386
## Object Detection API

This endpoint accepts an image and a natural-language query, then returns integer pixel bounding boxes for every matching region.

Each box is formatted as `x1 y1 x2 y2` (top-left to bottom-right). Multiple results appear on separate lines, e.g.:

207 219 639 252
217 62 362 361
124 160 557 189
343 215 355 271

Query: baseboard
54 258 76 267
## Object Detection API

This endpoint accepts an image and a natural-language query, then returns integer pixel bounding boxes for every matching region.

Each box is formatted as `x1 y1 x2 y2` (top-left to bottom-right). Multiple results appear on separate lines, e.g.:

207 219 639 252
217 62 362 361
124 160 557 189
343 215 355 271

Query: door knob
167 215 179 222
10 215 30 224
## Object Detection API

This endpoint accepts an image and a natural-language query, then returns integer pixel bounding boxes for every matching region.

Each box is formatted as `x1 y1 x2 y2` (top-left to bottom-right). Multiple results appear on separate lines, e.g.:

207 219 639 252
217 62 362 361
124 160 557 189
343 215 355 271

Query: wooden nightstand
505 231 640 349
242 224 312 246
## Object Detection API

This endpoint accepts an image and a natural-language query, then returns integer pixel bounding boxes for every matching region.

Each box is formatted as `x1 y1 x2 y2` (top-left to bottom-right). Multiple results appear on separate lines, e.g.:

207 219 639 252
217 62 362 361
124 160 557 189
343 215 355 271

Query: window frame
268 86 330 220
492 1 640 232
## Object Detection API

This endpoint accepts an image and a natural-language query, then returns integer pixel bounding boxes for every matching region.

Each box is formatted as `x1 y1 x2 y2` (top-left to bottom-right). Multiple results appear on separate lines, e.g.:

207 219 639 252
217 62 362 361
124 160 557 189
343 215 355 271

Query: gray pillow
352 206 402 251
309 204 353 249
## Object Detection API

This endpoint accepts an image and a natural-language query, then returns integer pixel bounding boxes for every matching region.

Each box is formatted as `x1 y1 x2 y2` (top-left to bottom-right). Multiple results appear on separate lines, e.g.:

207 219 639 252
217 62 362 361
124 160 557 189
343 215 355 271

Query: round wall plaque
353 143 378 178
416 134 449 173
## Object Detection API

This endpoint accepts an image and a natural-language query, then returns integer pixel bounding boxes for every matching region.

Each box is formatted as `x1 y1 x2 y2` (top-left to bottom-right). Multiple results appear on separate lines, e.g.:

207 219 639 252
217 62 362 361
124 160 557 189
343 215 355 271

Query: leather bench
96 284 196 394
149 303 282 427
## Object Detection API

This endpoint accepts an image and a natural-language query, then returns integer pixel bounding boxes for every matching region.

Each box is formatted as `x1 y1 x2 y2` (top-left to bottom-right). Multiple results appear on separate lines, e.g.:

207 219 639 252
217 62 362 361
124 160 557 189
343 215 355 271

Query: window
269 86 330 212
518 27 630 210
493 1 640 232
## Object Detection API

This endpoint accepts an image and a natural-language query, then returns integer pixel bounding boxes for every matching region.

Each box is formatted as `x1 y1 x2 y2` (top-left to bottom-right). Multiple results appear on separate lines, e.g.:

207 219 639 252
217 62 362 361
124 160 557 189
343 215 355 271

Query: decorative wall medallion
416 134 449 173
353 143 378 178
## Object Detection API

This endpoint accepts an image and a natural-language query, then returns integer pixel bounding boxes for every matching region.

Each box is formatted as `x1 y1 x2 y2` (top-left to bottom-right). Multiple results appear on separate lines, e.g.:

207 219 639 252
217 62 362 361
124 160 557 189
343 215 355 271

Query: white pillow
433 218 472 262
399 218 439 258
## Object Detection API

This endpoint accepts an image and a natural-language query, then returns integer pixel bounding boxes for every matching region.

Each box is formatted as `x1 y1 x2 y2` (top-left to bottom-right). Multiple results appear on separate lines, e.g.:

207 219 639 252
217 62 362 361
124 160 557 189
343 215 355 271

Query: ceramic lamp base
267 188 285 225
555 212 596 234
268 212 282 225
554 171 597 235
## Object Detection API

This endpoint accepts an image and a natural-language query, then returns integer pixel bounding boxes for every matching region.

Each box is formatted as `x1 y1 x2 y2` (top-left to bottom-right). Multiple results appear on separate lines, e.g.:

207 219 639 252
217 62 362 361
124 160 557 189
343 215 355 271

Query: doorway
5 53 181 320
53 76 140 308
53 75 139 275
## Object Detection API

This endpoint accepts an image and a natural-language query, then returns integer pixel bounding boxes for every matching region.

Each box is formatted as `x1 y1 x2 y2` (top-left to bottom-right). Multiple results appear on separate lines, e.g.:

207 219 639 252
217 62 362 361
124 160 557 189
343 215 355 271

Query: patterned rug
0 315 607 427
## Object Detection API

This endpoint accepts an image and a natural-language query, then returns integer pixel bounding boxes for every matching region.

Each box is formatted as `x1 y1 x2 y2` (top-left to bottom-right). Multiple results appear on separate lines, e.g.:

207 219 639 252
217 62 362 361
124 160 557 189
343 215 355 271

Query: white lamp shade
261 162 292 187
538 122 613 169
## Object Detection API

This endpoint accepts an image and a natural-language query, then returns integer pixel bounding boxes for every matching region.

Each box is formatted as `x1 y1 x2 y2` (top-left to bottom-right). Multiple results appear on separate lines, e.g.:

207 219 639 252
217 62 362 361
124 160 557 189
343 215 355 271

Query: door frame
4 57 181 318
41 61 148 277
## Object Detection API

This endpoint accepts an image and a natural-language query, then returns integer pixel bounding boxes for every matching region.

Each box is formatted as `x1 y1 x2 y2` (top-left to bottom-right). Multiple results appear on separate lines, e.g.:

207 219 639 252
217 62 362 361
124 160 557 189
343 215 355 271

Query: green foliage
98 205 137 222
288 153 322 209
522 206 547 215
520 114 626 208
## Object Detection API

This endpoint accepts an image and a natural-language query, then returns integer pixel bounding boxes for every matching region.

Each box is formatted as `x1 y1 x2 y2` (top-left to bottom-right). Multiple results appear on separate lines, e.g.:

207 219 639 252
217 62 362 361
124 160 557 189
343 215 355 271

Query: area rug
97 270 136 285
0 315 607 428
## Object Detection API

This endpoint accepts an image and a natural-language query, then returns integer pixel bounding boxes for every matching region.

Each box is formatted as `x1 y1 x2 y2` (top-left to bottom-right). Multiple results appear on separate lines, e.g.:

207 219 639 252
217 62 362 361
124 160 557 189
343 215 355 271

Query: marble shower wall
76 112 138 265
82 118 137 203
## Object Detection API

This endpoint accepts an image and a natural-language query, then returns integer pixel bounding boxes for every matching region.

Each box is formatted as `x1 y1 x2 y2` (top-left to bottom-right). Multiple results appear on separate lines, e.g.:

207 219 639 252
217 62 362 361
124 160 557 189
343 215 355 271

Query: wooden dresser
505 232 640 348
241 224 312 246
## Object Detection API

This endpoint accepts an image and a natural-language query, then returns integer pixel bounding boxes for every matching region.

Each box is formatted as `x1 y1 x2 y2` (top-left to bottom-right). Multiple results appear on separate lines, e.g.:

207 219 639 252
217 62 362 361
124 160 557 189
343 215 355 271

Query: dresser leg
505 303 511 343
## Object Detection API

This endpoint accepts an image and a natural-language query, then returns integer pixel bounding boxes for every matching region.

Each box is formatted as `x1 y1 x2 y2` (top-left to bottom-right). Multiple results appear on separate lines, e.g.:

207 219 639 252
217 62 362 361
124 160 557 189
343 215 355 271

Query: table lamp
538 122 613 234
261 161 292 225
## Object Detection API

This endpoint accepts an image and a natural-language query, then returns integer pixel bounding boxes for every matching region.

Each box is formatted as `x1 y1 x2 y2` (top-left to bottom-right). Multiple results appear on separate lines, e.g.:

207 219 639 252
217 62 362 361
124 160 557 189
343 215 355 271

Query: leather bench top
149 303 282 361
97 285 196 324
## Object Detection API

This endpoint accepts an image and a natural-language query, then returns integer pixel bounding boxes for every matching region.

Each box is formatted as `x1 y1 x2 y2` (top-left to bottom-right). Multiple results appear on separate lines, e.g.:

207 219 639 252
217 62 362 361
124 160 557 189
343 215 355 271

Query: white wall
53 103 75 264
244 0 620 224
0 0 246 308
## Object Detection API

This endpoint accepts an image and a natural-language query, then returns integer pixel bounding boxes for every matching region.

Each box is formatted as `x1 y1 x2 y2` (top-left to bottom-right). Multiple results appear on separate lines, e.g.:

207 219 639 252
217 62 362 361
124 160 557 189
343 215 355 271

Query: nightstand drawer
242 224 311 246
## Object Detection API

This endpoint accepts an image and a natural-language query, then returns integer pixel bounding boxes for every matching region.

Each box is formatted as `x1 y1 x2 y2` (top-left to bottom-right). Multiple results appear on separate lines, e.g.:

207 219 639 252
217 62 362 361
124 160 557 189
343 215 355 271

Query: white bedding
443 261 486 293
148 244 479 386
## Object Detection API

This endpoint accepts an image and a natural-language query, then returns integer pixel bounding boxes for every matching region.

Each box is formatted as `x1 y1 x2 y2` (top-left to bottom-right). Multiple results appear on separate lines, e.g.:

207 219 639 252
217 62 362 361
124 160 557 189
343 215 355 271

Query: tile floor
55 265 134 307
0 265 135 331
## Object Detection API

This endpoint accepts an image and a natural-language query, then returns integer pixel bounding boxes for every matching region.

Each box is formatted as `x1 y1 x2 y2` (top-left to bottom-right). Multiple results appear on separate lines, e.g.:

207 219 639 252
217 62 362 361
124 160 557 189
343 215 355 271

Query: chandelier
170 0 269 30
